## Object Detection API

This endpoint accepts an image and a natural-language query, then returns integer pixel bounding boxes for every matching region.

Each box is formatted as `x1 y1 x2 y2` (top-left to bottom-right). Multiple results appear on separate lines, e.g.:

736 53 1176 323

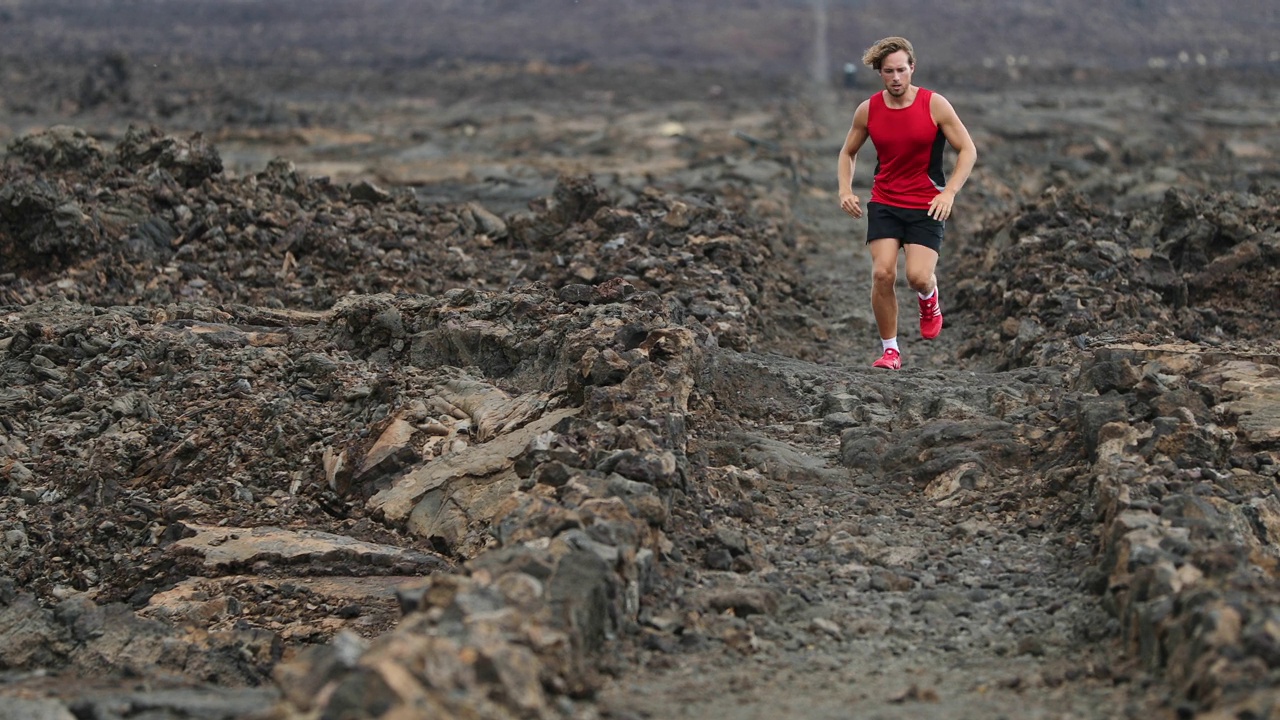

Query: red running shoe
872 348 901 370
919 290 943 339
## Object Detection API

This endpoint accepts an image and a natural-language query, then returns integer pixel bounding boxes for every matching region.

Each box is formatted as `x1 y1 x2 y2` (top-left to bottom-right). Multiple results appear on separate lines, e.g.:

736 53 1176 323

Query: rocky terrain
2 2 1280 719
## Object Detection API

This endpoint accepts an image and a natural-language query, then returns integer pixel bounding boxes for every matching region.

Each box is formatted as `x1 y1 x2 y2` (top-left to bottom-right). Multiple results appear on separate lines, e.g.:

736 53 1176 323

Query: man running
837 36 977 370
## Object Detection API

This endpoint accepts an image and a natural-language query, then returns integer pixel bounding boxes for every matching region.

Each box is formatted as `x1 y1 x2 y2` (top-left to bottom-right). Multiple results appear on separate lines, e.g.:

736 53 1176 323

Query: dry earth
2 3 1280 720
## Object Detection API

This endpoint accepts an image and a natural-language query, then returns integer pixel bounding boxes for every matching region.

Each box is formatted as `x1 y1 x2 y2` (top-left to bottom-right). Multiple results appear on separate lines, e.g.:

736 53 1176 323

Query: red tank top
867 87 948 210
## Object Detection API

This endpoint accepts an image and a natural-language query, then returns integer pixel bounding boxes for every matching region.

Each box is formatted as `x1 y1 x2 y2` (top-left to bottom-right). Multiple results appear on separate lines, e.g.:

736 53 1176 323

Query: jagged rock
169 524 446 574
1196 360 1280 447
0 592 72 669
369 405 581 548
5 126 104 172
349 179 393 204
115 125 223 187
954 186 1280 370
277 541 624 719
467 201 508 239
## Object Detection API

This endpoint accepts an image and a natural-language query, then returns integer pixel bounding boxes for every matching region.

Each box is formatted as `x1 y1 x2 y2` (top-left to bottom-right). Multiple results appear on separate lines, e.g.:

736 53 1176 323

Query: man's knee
872 266 897 288
905 269 932 291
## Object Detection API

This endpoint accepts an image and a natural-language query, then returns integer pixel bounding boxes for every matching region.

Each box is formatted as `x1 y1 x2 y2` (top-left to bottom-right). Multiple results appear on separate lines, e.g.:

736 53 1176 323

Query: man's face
879 50 913 97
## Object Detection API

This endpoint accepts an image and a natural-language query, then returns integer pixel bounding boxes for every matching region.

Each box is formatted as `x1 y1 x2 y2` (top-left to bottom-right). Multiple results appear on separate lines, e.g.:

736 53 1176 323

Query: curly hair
862 37 916 70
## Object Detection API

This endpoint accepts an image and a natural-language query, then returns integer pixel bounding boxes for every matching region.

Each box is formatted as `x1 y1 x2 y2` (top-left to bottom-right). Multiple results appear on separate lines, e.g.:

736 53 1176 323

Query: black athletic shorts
865 201 944 252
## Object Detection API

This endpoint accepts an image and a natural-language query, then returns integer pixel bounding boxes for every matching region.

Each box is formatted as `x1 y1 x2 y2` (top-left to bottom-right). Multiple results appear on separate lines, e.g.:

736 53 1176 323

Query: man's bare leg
905 243 943 339
904 244 939 295
868 238 901 339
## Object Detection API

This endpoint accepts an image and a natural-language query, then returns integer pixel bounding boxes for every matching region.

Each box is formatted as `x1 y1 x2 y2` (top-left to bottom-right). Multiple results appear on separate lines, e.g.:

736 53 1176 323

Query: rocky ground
3 6 1280 719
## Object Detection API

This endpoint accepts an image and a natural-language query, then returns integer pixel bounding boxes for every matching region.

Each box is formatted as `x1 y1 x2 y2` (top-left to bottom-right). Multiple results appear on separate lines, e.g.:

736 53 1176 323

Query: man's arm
838 100 871 219
928 93 977 221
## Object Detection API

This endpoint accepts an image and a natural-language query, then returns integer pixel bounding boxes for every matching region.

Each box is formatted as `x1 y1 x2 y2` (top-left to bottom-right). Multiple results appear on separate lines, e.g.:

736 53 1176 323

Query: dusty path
587 87 1155 720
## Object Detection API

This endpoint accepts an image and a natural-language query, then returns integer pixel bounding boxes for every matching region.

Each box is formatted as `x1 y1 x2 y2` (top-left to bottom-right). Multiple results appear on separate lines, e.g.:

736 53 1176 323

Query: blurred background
0 1 1275 194
1 0 1277 86
1 0 1277 73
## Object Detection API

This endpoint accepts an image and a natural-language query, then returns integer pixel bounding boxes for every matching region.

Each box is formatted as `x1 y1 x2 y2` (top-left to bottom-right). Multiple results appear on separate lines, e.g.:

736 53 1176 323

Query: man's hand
840 192 863 219
928 190 956 221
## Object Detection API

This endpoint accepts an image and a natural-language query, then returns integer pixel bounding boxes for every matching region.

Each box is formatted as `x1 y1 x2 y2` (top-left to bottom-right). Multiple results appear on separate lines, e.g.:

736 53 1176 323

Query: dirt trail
588 87 1153 720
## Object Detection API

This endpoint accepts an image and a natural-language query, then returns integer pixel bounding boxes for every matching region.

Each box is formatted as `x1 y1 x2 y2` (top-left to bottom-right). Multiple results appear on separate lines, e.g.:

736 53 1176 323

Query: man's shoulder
926 89 956 108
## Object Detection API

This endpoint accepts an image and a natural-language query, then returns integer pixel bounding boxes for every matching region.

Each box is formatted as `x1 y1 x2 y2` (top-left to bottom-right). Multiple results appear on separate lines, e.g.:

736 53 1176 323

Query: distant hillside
0 0 1276 75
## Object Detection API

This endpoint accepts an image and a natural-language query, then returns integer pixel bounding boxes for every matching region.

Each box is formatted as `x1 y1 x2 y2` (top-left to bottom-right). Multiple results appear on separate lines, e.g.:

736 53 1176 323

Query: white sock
917 288 936 301
881 337 899 352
